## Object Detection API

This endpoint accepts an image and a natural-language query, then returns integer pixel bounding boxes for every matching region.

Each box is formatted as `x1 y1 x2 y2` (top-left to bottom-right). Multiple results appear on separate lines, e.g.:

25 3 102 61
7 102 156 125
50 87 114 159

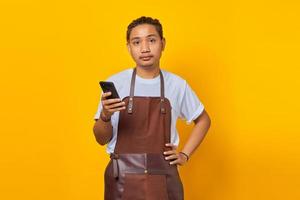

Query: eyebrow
130 34 158 41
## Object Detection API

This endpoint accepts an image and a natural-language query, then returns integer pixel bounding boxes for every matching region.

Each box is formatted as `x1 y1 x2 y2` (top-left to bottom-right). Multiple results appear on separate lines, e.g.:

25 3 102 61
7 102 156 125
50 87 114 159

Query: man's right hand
101 92 126 119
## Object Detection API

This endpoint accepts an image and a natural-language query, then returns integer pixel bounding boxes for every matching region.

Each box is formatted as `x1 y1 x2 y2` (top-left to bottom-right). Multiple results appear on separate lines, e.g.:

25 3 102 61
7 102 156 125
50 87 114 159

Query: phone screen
99 81 120 99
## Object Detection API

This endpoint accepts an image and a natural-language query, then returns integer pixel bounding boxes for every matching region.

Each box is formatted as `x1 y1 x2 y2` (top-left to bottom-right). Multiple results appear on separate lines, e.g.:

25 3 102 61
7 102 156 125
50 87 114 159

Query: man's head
126 16 164 42
126 16 166 69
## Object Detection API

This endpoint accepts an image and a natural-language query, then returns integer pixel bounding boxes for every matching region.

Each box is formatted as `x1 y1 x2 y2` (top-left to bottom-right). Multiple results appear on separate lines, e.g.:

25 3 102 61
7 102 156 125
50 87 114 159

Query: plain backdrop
0 0 299 199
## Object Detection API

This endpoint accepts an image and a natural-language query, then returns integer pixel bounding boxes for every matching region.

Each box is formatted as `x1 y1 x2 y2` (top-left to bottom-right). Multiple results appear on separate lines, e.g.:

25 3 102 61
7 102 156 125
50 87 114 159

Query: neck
136 65 160 79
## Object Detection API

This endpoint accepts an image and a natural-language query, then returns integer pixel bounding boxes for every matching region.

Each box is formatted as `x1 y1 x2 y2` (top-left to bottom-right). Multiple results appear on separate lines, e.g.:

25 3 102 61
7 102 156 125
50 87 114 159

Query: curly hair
126 16 163 42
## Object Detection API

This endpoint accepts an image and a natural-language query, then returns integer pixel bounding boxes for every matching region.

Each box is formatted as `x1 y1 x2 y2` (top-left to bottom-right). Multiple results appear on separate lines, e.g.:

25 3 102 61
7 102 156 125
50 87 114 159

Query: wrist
179 151 189 162
100 110 111 122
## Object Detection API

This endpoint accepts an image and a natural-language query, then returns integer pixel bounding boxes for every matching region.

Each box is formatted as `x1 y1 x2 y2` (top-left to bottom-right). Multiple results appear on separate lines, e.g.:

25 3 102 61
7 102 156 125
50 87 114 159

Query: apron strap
127 68 166 114
110 153 120 179
159 70 166 114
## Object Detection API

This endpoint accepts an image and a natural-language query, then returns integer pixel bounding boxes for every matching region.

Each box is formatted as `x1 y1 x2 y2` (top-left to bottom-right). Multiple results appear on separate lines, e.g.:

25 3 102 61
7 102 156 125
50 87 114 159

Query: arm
93 92 126 145
93 113 113 145
181 109 211 158
164 109 211 165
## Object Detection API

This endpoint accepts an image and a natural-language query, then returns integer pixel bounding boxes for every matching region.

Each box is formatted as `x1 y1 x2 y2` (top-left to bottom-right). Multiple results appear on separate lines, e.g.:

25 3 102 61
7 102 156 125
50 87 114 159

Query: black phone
99 81 120 99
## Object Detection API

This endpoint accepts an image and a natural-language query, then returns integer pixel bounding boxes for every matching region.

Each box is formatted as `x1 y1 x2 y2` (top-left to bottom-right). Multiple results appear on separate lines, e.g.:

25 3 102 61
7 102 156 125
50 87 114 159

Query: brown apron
104 68 184 200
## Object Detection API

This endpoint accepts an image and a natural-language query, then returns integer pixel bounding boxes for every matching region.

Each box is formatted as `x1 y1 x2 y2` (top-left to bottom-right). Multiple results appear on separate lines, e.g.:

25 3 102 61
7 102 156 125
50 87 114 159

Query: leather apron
104 68 184 200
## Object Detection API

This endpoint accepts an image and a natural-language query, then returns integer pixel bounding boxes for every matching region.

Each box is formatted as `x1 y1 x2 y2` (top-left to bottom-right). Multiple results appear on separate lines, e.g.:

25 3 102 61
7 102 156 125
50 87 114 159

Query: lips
140 55 153 60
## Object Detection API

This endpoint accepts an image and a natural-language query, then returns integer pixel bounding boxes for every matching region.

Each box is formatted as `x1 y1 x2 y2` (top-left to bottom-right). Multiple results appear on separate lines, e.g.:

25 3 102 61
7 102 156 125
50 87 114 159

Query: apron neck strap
127 67 166 114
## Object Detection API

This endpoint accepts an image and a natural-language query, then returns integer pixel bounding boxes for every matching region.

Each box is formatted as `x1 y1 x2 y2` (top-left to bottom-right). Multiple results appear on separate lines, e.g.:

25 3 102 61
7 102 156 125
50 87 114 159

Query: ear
161 37 166 51
126 42 131 53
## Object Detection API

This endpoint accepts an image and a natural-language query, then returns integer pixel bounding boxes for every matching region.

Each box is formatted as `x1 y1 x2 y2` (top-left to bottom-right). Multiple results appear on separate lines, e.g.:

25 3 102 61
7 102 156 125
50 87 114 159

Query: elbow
93 133 108 146
194 109 211 129
206 114 211 128
93 125 109 146
205 111 211 129
96 138 108 146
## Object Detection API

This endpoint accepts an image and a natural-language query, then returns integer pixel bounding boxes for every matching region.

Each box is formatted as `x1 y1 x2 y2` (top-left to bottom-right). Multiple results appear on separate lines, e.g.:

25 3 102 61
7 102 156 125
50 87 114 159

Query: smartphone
99 81 120 99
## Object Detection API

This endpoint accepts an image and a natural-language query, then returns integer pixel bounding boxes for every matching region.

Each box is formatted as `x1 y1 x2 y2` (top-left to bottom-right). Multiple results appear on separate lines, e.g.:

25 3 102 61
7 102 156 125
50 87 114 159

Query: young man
93 16 211 200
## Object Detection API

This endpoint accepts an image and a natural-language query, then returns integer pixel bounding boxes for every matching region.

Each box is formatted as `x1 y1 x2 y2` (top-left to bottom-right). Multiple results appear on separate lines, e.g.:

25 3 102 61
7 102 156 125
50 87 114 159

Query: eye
133 41 140 45
149 38 156 43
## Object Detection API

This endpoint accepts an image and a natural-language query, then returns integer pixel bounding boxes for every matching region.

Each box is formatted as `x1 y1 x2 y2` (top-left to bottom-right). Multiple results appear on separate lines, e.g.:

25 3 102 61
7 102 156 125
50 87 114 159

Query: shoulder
161 69 187 89
106 68 133 86
106 68 132 90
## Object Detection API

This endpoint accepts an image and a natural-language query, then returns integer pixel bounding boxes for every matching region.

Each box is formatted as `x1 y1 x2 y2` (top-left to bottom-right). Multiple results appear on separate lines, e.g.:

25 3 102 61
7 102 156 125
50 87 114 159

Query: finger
103 98 122 106
163 150 177 155
169 158 181 165
108 106 126 113
165 154 178 161
165 143 178 150
101 92 112 99
106 101 126 109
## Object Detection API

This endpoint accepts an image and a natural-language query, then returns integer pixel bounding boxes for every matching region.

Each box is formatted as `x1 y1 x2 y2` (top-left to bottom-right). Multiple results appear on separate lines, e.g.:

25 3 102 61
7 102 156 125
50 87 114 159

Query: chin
138 64 156 69
137 62 154 67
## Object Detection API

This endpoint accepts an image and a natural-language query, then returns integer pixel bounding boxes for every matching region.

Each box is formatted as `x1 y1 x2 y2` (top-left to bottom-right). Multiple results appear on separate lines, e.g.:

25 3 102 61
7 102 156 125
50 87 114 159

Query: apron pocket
122 173 146 200
146 174 169 200
122 173 169 200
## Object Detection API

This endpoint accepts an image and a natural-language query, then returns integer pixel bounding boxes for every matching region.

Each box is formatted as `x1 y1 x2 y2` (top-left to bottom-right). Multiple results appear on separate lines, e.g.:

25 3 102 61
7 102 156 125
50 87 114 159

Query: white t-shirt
94 68 205 154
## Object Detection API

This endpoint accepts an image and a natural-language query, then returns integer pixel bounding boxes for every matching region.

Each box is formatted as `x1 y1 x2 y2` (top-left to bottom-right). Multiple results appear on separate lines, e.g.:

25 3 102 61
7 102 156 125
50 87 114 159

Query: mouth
140 55 153 61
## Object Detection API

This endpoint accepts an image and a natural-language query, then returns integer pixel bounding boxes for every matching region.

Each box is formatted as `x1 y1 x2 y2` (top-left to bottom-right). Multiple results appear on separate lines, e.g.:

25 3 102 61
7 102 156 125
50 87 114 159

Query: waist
109 153 177 174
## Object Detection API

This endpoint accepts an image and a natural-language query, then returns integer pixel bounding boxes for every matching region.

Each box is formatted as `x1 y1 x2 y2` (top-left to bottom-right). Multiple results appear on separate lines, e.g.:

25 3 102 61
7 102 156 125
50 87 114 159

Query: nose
140 40 150 53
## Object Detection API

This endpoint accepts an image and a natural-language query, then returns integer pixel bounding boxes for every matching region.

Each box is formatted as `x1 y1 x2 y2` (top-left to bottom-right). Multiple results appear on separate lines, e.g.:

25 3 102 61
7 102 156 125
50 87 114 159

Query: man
93 16 211 200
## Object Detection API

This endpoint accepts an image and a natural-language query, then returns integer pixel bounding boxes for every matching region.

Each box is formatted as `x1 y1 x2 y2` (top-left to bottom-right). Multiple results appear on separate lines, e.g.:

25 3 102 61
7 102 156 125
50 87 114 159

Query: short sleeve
179 81 204 124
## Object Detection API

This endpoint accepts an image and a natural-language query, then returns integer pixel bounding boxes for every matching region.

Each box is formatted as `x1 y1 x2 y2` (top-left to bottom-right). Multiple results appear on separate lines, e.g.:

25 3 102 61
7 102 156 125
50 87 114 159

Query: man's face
127 24 165 69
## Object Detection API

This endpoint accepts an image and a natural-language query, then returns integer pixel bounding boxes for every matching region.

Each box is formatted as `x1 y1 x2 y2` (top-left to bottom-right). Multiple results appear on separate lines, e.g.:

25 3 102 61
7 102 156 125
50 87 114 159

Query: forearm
93 114 113 145
181 110 211 158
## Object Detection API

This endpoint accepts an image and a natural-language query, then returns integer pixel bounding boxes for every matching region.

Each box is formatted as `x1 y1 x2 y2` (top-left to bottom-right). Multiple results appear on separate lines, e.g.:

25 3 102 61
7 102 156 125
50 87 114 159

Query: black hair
126 16 163 42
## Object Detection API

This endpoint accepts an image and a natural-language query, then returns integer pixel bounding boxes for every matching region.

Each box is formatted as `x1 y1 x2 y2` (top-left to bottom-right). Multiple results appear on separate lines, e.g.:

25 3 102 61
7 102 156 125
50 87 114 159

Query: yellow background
1 0 299 199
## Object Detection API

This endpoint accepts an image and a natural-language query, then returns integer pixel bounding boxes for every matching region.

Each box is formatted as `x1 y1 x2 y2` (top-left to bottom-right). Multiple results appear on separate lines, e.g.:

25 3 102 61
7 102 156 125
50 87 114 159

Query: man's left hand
163 143 188 166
